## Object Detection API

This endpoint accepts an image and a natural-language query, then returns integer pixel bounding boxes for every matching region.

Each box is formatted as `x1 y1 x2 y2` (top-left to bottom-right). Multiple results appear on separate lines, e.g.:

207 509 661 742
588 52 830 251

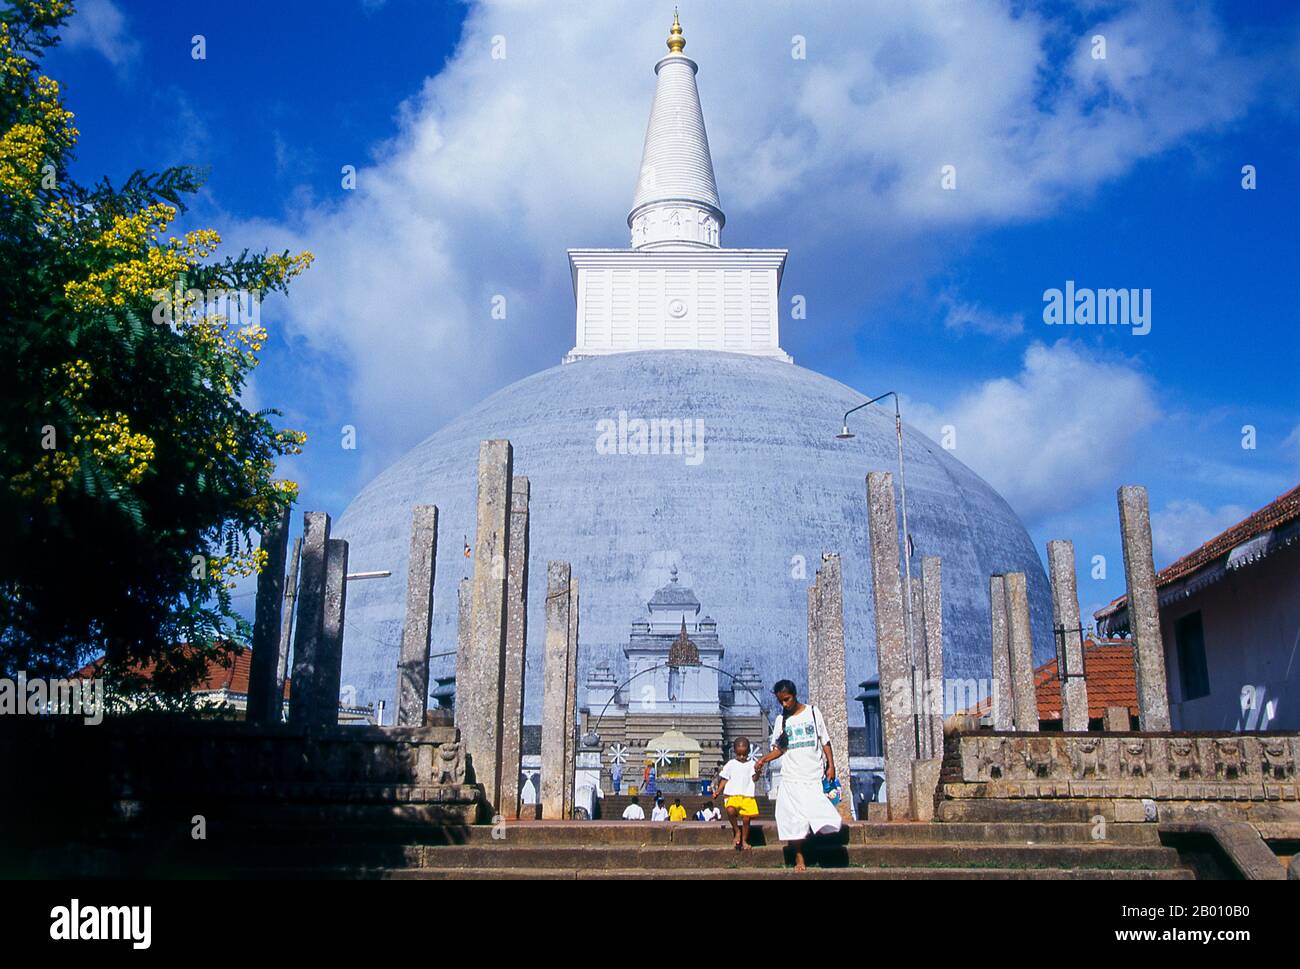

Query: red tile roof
965 639 1137 722
74 645 289 697
1096 483 1300 622
1032 641 1137 721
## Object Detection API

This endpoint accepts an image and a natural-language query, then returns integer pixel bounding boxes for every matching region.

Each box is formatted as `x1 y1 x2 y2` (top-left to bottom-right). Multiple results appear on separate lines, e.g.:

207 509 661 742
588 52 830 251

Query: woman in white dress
751 679 843 870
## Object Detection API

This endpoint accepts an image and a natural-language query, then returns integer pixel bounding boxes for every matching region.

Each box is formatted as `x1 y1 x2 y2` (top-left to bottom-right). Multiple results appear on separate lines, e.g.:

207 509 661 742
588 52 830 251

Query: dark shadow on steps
780 826 852 868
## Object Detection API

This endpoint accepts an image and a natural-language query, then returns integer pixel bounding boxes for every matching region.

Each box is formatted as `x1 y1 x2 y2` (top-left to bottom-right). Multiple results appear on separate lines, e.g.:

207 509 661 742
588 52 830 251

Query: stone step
857 822 1160 845
55 833 1183 876
183 818 1162 848
937 799 1124 823
357 865 1194 881
399 842 1185 871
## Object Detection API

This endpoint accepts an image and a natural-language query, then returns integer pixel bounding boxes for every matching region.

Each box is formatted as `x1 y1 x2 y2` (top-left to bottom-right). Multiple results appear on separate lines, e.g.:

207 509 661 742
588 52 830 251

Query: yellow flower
88 203 175 253
0 122 47 201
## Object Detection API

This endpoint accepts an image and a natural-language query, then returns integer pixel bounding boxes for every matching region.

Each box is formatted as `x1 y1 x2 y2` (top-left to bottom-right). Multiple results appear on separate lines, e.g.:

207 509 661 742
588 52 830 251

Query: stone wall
946 731 1300 804
1 718 482 828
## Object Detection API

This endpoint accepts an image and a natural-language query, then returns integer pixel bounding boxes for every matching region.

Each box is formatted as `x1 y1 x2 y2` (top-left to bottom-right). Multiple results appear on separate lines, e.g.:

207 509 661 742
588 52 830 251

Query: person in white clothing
751 679 842 871
715 737 761 850
622 796 645 820
650 796 670 821
695 798 722 822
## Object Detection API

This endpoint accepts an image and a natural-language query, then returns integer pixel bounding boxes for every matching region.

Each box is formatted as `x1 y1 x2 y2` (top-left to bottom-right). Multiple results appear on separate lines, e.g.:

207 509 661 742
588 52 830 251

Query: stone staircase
77 815 1190 879
367 821 1193 880
8 792 1224 879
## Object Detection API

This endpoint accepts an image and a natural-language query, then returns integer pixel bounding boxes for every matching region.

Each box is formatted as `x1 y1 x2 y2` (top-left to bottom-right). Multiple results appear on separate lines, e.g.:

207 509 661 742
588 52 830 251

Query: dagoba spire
667 9 685 54
564 16 791 365
628 13 724 250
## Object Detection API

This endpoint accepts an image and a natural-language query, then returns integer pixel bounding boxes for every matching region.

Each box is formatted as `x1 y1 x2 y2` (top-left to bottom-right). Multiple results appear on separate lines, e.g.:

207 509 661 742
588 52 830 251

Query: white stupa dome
332 17 1054 724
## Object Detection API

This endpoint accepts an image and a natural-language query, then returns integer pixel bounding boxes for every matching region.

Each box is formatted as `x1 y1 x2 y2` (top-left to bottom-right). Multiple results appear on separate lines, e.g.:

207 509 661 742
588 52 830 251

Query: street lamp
836 391 924 757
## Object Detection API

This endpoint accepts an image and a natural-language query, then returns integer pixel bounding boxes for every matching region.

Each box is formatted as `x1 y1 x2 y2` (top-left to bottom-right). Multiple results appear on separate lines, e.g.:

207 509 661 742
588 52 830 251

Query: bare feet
740 841 752 851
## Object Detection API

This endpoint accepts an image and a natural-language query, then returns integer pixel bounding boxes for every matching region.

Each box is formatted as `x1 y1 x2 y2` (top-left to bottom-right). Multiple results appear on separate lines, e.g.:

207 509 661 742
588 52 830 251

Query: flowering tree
0 1 313 699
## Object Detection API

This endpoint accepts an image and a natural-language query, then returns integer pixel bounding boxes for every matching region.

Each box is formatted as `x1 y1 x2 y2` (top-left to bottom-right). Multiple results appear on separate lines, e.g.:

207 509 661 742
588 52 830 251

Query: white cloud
235 0 1263 466
1151 499 1250 567
62 0 138 68
908 340 1160 523
940 294 1024 338
1284 425 1300 469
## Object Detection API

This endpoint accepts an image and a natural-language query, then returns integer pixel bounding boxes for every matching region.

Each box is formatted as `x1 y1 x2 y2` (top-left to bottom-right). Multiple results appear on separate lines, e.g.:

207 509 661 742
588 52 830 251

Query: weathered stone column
563 575 579 818
1003 571 1039 733
314 537 349 727
1104 705 1130 732
1047 539 1090 732
453 577 470 719
921 556 944 757
806 584 820 706
1117 485 1172 731
989 575 1013 730
540 562 573 820
288 511 330 726
247 504 290 724
458 440 513 809
499 477 530 818
276 536 301 701
866 472 915 820
396 505 439 727
909 580 928 758
810 554 853 821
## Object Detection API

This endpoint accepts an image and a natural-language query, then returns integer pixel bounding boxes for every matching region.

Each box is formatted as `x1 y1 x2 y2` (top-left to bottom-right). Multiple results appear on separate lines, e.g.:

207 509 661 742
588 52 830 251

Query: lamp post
836 391 923 757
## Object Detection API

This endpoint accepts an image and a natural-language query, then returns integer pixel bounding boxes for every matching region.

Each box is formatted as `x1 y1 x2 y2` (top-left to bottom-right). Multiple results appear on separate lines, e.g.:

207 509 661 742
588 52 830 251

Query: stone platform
0 716 483 877
939 731 1300 823
927 730 1299 879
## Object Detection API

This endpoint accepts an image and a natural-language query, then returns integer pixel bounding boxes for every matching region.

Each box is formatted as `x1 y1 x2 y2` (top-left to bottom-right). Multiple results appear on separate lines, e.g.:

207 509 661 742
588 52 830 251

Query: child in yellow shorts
714 737 760 850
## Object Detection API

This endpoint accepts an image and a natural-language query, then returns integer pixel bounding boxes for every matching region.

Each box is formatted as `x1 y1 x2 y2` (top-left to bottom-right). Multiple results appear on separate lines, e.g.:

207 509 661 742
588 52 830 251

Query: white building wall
1163 541 1300 731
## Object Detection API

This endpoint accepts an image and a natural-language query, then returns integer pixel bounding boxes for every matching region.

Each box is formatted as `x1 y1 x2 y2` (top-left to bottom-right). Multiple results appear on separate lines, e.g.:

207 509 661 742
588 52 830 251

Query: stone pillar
288 511 330 726
1003 571 1039 733
499 477 530 818
806 584 820 707
921 556 944 757
540 562 574 820
809 554 853 821
459 440 513 809
247 504 290 725
563 575 579 818
396 505 439 727
1117 485 1172 731
276 536 301 702
1104 705 1131 732
1047 539 1090 732
989 575 1013 730
315 537 349 727
866 472 915 820
454 578 470 717
909 580 928 758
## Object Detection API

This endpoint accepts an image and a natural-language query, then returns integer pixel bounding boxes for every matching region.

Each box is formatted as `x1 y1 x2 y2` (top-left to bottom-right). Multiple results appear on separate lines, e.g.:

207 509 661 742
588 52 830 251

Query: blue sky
44 0 1300 623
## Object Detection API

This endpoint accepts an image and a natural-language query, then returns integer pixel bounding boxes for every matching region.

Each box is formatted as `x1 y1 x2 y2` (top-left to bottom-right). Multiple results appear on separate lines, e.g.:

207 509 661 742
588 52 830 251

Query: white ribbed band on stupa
628 11 724 250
